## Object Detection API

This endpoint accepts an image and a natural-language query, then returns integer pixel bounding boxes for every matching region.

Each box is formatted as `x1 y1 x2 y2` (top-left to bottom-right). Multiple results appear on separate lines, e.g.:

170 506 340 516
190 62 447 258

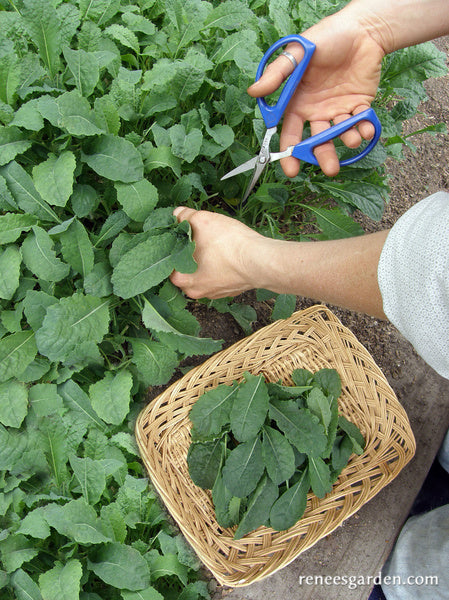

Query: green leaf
22 226 70 282
35 292 110 365
29 383 64 417
39 559 82 600
0 244 21 300
270 469 310 531
268 400 327 457
0 212 38 245
143 146 181 178
0 533 39 573
306 204 364 239
105 24 139 54
212 30 257 65
88 542 151 591
63 47 99 97
32 151 76 207
17 506 51 539
95 210 130 247
0 379 28 428
0 161 60 223
59 219 95 277
187 437 224 489
0 174 17 210
271 293 296 321
234 474 278 540
204 2 255 31
121 588 164 600
0 53 20 106
84 261 113 297
79 0 121 25
146 551 189 586
306 387 332 433
315 181 385 222
0 126 32 165
212 472 241 528
56 90 104 136
383 42 448 87
331 434 354 475
38 414 70 487
23 290 58 331
44 498 111 544
262 425 295 485
221 436 264 498
111 233 176 298
11 568 43 600
308 455 333 498
0 330 37 383
82 134 144 183
189 383 237 438
338 415 365 455
230 372 269 442
69 455 106 505
11 99 45 132
58 379 106 430
169 124 203 163
141 297 222 356
115 179 158 222
129 337 179 387
312 369 342 399
22 0 61 80
89 369 133 426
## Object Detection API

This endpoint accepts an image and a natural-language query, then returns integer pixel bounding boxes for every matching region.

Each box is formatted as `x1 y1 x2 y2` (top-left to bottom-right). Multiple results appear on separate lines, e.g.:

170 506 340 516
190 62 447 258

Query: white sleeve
377 191 449 380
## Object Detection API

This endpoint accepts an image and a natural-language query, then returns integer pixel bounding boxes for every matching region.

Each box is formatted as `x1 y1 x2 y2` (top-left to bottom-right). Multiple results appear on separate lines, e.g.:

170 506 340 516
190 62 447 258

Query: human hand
247 9 385 177
169 207 269 299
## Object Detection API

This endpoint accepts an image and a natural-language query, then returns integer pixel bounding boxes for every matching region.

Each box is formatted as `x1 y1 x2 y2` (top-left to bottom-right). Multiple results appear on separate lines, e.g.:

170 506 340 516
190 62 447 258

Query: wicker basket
135 305 415 587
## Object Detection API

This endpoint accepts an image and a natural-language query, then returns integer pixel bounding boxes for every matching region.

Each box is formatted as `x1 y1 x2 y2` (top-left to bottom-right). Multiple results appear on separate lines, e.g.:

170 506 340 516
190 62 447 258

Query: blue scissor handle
256 34 316 129
290 108 382 166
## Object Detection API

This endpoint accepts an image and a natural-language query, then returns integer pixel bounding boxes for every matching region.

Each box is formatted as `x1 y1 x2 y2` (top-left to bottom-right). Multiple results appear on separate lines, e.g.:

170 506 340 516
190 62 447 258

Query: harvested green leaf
269 469 310 531
230 372 269 442
221 436 264 498
188 368 364 538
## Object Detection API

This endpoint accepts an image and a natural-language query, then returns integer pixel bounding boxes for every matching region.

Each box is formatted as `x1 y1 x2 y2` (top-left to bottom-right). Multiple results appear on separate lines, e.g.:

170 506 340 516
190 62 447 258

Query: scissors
221 34 382 202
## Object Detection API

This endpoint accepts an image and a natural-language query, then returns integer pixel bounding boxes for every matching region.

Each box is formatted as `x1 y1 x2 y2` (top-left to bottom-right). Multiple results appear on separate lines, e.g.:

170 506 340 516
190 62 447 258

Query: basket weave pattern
135 305 415 587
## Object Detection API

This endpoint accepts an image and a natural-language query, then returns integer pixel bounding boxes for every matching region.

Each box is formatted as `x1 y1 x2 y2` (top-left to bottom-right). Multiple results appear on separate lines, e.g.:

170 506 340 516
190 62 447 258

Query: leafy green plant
187 368 365 539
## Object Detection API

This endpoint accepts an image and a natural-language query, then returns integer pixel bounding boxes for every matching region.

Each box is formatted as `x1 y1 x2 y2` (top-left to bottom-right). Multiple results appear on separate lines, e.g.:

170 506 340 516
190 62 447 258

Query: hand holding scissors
221 35 382 202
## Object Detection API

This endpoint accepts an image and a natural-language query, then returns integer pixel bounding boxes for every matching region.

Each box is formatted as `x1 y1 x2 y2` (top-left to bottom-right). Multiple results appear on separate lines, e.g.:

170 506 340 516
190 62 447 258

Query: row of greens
0 0 446 598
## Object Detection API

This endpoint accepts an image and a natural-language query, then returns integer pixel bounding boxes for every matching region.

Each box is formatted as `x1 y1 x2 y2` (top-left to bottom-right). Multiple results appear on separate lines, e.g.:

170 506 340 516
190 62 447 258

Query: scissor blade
220 157 258 180
241 159 268 202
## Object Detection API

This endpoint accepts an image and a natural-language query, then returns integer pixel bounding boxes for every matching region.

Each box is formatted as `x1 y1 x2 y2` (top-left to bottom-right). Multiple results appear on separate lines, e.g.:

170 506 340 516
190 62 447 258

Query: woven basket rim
135 305 415 587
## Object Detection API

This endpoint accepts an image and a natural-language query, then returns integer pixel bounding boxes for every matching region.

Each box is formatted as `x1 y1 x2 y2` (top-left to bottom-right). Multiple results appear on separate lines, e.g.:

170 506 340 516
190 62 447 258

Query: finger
279 110 305 177
173 206 196 222
310 120 340 177
333 113 362 149
353 105 375 140
247 42 304 98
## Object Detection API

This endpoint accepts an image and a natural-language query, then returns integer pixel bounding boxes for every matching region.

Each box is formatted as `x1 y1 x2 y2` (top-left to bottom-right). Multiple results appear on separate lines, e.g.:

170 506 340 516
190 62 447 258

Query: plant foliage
187 368 365 539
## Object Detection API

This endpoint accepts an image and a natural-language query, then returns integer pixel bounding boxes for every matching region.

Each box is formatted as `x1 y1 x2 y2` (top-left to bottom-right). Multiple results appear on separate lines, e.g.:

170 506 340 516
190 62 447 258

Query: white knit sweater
378 191 449 379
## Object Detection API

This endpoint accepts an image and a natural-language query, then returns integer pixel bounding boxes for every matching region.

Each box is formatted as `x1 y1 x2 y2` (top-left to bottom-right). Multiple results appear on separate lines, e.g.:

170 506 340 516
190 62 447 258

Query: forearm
248 231 389 319
341 0 449 53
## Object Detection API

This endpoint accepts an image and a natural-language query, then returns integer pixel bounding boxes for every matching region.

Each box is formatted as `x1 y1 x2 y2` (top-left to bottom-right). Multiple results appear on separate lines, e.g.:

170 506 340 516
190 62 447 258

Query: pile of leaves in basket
0 0 446 598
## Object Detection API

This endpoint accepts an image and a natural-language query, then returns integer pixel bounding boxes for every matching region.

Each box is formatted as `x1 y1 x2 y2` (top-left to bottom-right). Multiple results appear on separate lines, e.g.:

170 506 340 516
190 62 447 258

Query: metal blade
220 157 258 180
241 159 268 202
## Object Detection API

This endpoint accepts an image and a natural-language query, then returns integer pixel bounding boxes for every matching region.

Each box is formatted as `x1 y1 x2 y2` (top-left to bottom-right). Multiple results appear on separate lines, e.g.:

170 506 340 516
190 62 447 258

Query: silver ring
281 50 298 69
